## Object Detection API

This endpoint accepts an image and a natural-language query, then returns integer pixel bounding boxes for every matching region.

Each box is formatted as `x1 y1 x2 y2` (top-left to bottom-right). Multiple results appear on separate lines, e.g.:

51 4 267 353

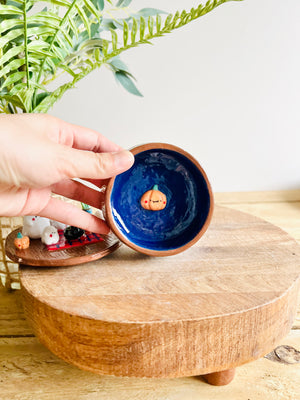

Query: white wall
50 0 300 192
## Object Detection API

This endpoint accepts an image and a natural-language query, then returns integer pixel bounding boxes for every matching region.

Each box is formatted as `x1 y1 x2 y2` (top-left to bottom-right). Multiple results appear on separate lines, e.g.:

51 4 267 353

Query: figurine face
24 215 40 227
141 185 167 211
41 226 59 245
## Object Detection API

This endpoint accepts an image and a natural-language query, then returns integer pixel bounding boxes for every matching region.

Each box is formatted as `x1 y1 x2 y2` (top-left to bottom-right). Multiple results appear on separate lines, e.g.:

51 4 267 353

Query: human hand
0 114 134 234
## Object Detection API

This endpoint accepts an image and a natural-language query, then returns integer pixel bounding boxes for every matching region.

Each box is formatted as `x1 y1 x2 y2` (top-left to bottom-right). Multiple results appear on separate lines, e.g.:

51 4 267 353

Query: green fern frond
107 0 240 57
0 0 242 114
0 0 103 111
34 0 242 112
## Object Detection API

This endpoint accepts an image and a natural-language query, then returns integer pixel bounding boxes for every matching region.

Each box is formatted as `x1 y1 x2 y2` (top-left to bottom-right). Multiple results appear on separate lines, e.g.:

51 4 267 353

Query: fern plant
0 0 241 114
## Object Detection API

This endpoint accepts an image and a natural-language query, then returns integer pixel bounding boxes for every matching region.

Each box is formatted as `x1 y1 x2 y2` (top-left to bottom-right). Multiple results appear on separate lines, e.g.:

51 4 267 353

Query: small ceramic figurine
41 226 60 245
50 220 68 230
140 185 167 211
22 216 50 239
81 202 92 214
95 209 104 220
64 226 84 240
14 232 30 250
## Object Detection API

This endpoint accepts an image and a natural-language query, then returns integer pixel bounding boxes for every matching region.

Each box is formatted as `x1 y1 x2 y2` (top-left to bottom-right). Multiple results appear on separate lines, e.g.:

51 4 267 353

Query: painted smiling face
140 185 167 211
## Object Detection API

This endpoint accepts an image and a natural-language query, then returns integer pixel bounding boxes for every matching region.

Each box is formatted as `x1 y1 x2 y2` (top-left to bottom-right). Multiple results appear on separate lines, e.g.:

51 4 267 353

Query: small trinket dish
105 143 214 256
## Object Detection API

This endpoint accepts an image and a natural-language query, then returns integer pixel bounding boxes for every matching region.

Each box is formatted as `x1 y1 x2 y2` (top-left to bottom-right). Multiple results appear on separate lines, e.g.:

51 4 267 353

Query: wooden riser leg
202 368 236 386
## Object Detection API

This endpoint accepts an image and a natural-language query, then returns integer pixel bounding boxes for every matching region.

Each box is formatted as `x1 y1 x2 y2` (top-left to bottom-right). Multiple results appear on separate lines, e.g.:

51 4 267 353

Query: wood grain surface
1 190 300 400
19 205 300 378
0 331 299 400
5 229 120 267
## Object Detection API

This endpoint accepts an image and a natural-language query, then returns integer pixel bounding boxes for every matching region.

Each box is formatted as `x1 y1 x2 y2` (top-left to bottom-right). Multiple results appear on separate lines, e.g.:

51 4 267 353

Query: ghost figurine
22 216 50 239
50 220 68 231
94 209 104 220
41 225 60 245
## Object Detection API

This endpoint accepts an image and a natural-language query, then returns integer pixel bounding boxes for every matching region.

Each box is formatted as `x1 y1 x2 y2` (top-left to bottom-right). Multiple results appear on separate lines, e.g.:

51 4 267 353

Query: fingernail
114 150 134 171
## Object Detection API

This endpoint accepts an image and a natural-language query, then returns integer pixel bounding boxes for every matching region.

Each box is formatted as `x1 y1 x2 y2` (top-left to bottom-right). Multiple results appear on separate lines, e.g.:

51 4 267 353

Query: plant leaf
75 3 91 37
110 28 118 52
115 71 142 97
108 57 130 73
91 0 104 11
0 5 23 15
0 27 23 47
131 17 137 43
34 91 50 108
0 18 23 34
0 0 242 113
0 45 23 68
0 71 26 90
83 0 100 19
32 80 75 113
116 0 133 7
123 19 128 46
136 8 167 17
148 16 154 36
0 58 25 80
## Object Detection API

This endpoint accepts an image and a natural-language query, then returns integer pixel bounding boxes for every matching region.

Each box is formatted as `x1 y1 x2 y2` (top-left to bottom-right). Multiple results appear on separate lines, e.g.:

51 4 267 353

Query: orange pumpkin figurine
141 185 167 211
14 232 30 250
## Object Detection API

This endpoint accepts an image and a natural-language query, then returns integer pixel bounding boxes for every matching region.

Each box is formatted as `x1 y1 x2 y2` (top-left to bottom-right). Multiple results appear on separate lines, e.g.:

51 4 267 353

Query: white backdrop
50 0 300 192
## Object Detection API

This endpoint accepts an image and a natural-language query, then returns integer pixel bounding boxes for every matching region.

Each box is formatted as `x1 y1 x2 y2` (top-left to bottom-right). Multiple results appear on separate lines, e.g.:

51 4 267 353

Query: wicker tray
0 216 23 289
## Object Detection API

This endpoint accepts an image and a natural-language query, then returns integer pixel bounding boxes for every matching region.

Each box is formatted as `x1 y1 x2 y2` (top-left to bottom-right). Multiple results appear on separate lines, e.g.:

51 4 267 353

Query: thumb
58 147 134 180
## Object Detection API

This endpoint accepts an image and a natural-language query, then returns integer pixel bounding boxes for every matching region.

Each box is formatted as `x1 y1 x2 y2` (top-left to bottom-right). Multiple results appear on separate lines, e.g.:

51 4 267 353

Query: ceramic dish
105 143 214 256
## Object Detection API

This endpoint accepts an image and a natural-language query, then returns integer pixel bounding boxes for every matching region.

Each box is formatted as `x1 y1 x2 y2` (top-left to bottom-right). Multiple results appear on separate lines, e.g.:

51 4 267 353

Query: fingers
38 197 110 234
2 185 110 234
9 113 123 153
56 117 123 153
57 146 134 180
51 179 105 210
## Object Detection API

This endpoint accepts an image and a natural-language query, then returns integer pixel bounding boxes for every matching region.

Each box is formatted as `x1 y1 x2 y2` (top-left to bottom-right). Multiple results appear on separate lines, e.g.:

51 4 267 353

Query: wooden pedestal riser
20 206 300 378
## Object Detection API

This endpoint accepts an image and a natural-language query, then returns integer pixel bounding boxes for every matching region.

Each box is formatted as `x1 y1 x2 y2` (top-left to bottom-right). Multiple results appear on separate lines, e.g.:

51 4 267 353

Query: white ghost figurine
94 209 104 220
50 220 68 230
41 226 59 245
22 216 50 239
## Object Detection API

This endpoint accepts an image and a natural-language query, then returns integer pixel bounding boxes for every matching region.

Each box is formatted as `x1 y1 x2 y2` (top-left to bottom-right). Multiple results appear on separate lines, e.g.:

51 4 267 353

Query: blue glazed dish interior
109 148 211 252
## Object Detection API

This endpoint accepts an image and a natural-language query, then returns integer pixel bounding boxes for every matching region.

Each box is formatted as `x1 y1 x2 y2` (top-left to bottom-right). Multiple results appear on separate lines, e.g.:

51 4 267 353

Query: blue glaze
109 149 211 251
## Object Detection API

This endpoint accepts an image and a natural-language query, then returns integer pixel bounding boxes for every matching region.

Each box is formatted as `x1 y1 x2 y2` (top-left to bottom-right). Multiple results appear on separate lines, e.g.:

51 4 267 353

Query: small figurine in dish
22 216 50 239
140 185 167 211
41 226 60 245
50 220 68 231
64 226 85 240
14 232 30 250
81 202 92 214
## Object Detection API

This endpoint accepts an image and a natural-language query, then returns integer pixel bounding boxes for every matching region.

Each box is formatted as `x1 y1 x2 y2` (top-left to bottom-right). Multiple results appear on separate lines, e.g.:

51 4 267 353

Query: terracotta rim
105 143 214 256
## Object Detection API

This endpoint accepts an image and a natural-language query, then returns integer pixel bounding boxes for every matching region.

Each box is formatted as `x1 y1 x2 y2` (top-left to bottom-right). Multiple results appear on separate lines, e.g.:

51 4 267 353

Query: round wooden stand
19 206 300 384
